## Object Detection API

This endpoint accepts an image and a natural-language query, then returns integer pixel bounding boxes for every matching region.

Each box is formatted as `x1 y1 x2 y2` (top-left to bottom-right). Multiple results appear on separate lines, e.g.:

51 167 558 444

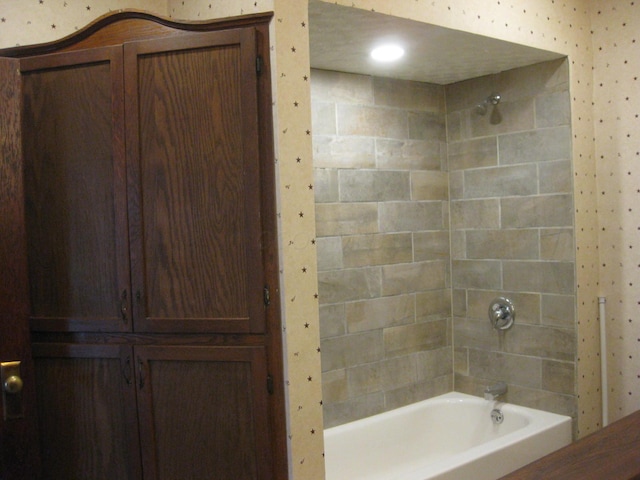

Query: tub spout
484 381 507 401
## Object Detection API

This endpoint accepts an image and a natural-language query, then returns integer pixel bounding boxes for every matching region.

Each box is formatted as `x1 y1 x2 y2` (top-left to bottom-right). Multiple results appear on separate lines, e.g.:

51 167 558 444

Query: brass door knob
3 375 23 394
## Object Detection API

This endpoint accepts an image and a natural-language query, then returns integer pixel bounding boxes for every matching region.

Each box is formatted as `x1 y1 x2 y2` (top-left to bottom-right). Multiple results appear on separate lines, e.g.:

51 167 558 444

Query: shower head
475 93 501 115
488 93 501 105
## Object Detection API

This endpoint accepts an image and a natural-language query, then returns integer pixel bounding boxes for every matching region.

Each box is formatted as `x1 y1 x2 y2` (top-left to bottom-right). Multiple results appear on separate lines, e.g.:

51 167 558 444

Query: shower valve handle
488 297 515 330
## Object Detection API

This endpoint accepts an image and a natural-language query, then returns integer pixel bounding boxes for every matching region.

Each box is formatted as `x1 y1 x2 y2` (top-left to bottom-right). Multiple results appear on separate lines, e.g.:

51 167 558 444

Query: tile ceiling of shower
308 0 564 85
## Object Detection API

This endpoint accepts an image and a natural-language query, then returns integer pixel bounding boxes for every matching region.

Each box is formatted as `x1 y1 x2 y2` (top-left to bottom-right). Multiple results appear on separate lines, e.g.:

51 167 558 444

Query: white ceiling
308 0 564 85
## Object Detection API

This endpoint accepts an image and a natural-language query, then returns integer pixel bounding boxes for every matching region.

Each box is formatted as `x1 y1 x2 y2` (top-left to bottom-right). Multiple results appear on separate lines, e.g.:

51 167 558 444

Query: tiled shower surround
312 58 576 428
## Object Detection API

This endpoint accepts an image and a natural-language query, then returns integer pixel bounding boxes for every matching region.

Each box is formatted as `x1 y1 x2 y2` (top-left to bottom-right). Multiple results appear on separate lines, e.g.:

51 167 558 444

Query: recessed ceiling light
370 44 405 62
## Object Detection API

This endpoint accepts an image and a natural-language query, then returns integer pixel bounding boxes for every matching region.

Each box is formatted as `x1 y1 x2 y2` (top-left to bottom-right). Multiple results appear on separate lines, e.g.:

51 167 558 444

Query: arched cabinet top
0 10 273 58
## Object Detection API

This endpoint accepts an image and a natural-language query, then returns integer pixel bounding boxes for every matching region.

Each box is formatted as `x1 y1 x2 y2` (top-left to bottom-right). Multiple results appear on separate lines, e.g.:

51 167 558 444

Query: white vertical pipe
598 296 608 427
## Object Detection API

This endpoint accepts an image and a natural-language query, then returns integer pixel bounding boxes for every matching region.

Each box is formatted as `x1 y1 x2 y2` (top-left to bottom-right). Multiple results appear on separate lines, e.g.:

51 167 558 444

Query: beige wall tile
503 261 574 295
347 362 383 397
322 393 384 428
312 135 376 169
542 359 575 395
413 231 450 261
379 355 418 390
539 160 573 194
497 59 569 99
452 316 500 351
411 171 449 201
415 289 452 320
450 230 466 259
416 346 453 380
506 386 576 418
540 228 575 261
504 324 575 361
501 194 573 228
454 347 469 375
449 170 464 200
316 236 343 271
536 91 571 128
337 104 408 138
468 349 542 388
339 170 410 202
450 199 501 229
343 233 413 268
452 289 467 317
466 229 539 260
445 111 464 143
319 303 346 339
452 260 502 289
448 137 498 171
384 319 449 357
373 77 445 112
313 168 339 203
376 139 445 170
321 368 348 403
346 294 415 332
498 126 572 165
315 202 378 236
408 111 446 140
464 164 538 198
541 294 576 328
320 330 383 371
379 201 445 232
318 267 382 304
381 261 448 296
384 375 452 411
311 101 337 135
311 68 373 104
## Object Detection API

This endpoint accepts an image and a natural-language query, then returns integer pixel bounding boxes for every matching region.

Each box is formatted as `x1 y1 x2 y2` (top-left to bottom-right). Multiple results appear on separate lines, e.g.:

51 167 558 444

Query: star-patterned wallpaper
1 0 638 478
591 1 640 424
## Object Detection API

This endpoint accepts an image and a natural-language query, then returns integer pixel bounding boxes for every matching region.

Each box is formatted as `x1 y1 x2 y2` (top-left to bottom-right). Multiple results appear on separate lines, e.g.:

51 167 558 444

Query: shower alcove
308 0 577 429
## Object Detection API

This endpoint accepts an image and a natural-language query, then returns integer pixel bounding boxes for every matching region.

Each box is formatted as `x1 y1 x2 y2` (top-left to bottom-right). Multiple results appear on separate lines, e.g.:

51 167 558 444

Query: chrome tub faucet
484 381 508 401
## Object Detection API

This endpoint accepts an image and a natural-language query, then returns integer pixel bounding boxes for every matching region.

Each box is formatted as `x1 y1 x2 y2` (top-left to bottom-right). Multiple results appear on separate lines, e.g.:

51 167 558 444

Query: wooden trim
0 10 273 58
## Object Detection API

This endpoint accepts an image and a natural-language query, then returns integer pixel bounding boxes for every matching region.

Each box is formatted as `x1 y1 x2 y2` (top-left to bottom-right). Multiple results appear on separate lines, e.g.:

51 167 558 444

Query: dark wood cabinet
0 11 286 480
33 343 273 479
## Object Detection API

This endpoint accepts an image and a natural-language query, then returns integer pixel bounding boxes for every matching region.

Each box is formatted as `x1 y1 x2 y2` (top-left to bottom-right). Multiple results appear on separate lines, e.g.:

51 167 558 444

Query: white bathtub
323 392 572 480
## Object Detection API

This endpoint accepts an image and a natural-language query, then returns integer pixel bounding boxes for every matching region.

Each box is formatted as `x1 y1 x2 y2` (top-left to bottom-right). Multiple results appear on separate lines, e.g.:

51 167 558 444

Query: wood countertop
499 409 640 479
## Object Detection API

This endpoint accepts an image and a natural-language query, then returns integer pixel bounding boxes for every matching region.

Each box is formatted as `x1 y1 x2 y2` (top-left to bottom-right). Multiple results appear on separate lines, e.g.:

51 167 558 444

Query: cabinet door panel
21 47 130 333
136 345 272 480
125 29 265 333
32 343 142 479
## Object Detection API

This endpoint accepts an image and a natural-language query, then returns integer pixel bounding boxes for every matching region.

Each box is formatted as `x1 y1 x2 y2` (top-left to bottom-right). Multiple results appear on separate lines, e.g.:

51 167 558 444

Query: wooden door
20 46 130 334
0 57 40 480
135 345 273 480
125 28 266 335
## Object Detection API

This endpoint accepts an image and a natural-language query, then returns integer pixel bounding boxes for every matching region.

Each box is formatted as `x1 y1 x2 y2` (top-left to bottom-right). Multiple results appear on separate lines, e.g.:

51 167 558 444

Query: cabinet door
31 343 142 479
125 28 266 334
135 345 272 480
21 47 131 333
